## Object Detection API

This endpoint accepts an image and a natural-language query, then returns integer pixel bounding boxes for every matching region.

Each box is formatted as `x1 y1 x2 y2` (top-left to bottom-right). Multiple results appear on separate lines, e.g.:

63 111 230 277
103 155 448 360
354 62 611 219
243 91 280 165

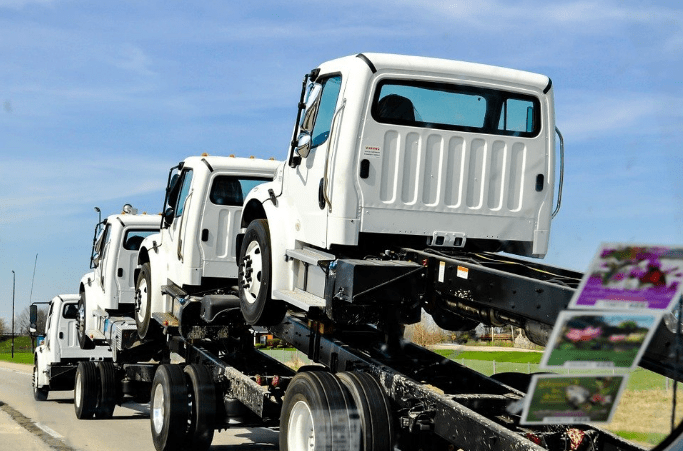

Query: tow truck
72 54 682 451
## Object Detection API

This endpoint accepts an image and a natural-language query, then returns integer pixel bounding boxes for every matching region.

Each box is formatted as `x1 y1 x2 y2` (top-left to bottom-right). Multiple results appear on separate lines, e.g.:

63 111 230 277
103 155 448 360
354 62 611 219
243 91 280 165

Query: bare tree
16 306 48 335
0 317 6 335
404 311 449 347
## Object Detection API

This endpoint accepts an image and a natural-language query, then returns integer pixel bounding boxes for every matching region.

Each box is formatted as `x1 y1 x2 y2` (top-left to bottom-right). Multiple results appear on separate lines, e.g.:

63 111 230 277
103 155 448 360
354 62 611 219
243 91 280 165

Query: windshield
372 80 541 137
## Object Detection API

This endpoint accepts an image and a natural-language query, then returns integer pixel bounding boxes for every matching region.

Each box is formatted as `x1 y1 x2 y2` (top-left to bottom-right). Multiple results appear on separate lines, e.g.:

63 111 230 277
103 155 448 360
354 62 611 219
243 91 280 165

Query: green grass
0 352 33 364
440 349 543 364
0 336 34 364
0 336 33 353
613 430 669 445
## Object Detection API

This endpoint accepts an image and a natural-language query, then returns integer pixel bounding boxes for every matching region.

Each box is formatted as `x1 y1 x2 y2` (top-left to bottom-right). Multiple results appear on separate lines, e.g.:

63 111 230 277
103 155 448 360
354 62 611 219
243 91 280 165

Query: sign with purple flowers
568 244 683 311
540 311 661 370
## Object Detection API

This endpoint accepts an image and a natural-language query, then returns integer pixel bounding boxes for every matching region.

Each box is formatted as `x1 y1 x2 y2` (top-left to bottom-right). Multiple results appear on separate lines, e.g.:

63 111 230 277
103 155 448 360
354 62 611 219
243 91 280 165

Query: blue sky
1 0 681 323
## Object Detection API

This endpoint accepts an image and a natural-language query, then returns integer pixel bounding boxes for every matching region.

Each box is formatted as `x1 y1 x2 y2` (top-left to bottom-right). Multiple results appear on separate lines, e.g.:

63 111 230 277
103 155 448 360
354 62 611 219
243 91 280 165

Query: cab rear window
209 176 272 206
372 80 541 137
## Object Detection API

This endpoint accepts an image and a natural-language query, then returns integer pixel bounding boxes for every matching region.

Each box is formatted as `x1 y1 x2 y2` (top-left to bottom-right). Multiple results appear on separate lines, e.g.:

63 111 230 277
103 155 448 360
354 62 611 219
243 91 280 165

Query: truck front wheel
280 371 358 451
238 219 286 326
77 293 95 350
32 364 48 401
135 262 160 340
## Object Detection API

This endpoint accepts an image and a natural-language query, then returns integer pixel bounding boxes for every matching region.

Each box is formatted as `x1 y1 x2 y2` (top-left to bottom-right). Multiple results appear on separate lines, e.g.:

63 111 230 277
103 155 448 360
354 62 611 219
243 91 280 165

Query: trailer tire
238 219 286 326
95 362 117 419
151 364 189 451
183 364 215 450
33 364 48 401
77 292 95 349
280 371 358 451
135 262 160 340
74 361 99 419
337 372 394 451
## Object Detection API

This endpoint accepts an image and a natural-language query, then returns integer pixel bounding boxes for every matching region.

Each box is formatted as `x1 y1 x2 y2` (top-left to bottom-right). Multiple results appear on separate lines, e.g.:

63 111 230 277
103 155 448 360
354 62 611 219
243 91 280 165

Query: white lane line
35 422 63 439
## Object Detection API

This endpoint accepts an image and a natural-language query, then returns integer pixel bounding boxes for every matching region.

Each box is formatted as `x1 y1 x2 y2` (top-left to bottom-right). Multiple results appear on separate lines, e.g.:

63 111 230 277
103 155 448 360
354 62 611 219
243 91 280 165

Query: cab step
274 288 326 311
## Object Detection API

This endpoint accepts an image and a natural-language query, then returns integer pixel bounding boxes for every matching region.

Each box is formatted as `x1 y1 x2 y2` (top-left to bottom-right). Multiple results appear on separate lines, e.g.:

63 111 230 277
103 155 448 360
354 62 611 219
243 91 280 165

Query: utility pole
11 270 15 359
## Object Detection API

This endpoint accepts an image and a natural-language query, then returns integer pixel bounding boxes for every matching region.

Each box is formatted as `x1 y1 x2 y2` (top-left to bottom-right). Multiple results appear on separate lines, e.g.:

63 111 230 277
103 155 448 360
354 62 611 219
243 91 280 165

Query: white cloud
557 90 673 142
0 156 168 225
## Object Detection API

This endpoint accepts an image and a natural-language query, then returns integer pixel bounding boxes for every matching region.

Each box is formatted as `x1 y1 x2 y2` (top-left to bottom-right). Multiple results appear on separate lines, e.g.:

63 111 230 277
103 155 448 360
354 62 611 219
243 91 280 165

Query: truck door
116 229 157 304
93 223 112 294
201 175 271 279
288 75 343 248
57 302 82 359
164 168 194 283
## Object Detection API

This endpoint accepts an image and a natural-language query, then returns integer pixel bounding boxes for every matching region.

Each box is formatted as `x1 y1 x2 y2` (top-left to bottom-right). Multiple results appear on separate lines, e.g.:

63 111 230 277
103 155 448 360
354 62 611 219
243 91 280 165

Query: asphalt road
0 360 279 451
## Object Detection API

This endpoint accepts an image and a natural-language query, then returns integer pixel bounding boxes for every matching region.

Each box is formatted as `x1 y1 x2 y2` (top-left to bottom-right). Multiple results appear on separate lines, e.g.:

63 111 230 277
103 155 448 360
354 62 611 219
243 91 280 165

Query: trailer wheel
337 372 394 451
135 262 160 340
183 364 215 450
32 364 48 401
77 292 95 349
151 364 189 451
74 361 99 419
238 219 286 326
95 362 117 419
280 371 358 451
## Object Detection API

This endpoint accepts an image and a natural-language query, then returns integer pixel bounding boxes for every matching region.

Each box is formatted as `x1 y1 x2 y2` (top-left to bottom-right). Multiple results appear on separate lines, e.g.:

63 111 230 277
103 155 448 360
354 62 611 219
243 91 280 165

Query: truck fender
34 350 49 387
240 195 297 295
78 272 96 333
138 238 166 316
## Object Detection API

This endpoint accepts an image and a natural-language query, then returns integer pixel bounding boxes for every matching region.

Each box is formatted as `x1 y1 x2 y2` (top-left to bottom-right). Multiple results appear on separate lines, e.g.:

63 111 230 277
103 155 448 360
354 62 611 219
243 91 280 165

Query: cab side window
174 169 193 217
310 76 342 148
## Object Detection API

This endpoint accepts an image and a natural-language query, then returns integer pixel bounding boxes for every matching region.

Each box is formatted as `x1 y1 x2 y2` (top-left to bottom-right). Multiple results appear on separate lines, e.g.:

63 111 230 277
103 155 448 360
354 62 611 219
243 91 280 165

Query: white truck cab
134 155 280 339
238 53 564 327
32 295 111 401
77 206 160 348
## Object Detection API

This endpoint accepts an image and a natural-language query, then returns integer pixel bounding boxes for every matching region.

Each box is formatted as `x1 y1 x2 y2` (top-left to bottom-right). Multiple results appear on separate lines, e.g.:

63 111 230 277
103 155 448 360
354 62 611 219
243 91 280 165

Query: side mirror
296 133 312 158
163 207 175 227
29 304 38 335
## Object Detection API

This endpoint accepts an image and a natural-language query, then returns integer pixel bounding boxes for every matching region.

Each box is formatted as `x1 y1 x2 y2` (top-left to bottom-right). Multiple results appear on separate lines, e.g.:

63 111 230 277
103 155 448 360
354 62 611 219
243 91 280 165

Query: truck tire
74 361 99 419
77 292 95 350
238 219 286 326
33 364 49 401
151 364 189 451
183 364 215 450
280 371 358 451
135 262 159 340
95 362 117 419
337 372 394 451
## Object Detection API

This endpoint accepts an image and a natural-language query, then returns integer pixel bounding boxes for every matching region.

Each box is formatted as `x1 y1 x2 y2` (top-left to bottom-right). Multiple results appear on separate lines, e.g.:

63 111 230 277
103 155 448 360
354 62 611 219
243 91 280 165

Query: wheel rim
77 302 86 339
242 240 263 305
152 383 165 434
288 400 315 451
137 277 148 323
75 372 81 408
33 367 38 393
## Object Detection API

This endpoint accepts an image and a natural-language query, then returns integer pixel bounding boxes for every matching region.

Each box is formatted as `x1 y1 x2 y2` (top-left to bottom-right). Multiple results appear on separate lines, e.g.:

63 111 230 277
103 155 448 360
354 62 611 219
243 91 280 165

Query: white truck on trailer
31 295 111 402
77 205 160 350
237 52 563 332
133 155 280 340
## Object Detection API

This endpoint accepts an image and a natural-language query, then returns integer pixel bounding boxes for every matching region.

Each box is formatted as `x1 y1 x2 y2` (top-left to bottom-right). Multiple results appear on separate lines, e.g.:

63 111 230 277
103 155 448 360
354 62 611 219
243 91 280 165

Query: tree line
0 306 48 336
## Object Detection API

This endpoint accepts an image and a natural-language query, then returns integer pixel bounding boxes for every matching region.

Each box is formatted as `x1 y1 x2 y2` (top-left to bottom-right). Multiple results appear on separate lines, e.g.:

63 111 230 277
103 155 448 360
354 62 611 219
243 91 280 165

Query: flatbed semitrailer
99 249 664 451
